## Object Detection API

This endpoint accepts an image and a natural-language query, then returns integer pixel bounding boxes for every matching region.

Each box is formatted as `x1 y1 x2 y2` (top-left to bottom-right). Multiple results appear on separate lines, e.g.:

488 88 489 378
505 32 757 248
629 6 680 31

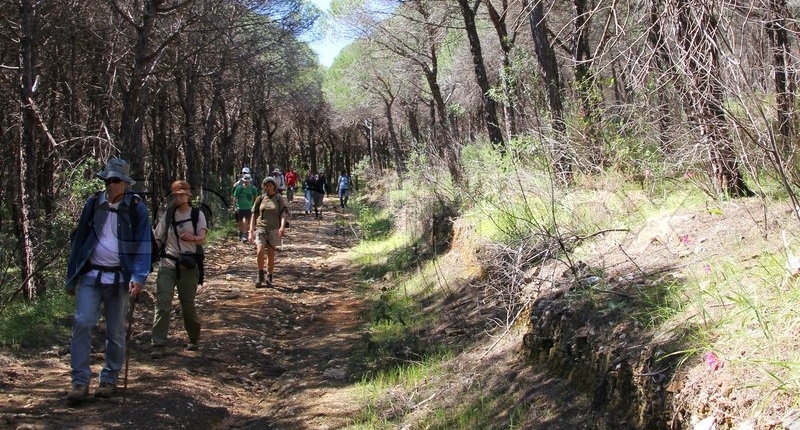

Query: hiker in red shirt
285 167 299 202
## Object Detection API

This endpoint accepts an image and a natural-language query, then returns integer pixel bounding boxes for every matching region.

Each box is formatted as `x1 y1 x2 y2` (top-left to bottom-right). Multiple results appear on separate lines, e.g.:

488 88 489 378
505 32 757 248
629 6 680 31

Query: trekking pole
122 296 136 406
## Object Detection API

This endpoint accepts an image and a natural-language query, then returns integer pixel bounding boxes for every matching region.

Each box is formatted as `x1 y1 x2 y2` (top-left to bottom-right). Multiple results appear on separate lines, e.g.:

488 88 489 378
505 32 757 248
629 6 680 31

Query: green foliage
356 205 391 241
0 288 73 350
344 137 800 427
419 394 528 430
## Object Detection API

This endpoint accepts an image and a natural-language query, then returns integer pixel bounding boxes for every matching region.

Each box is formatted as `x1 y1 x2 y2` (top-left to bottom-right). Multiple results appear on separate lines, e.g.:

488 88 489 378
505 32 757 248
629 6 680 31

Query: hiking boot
94 382 116 398
266 273 273 286
255 270 266 289
151 346 163 359
66 385 89 403
186 342 198 351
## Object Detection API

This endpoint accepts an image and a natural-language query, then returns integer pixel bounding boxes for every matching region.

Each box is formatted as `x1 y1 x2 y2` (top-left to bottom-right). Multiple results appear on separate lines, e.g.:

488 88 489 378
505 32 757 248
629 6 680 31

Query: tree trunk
383 96 406 177
485 0 517 137
674 0 752 197
18 0 44 300
119 0 158 167
176 58 200 188
573 0 602 167
647 0 673 150
766 0 794 157
526 0 571 182
457 0 505 149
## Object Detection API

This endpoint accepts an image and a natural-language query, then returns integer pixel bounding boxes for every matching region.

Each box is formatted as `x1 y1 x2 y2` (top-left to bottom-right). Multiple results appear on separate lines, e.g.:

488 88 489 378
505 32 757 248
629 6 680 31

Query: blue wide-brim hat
96 158 135 185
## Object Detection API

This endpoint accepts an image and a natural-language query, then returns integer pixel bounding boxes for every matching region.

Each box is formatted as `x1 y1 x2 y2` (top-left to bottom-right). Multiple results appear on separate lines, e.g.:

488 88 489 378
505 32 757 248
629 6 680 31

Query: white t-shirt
88 202 122 283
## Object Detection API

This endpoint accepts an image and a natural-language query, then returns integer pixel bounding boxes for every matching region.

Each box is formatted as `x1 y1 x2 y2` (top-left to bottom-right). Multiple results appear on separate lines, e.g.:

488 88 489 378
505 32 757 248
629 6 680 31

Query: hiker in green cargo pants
151 180 208 359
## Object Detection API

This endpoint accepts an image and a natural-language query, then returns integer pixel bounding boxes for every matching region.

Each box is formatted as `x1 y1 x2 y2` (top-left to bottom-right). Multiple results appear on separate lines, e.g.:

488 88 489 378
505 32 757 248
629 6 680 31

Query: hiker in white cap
232 173 258 242
232 166 252 188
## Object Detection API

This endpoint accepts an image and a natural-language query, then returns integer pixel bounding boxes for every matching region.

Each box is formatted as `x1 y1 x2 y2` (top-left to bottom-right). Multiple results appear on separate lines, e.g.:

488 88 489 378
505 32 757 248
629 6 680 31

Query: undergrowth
346 140 800 429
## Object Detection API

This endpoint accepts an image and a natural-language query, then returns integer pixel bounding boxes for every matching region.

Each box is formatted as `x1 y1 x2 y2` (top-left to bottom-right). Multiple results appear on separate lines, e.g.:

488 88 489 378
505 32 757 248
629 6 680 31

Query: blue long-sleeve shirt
65 191 152 290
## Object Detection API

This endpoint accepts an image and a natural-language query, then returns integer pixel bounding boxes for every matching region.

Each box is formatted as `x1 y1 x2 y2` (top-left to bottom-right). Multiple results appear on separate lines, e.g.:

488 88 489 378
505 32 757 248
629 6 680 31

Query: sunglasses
104 178 124 185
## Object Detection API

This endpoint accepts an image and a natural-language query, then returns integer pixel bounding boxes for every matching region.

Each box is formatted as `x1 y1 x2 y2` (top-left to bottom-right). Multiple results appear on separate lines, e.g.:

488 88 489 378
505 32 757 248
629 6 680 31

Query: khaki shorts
255 227 281 249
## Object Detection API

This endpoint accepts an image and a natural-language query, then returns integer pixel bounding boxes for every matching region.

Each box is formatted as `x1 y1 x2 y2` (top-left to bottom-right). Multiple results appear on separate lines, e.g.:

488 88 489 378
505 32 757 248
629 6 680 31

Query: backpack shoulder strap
275 193 287 215
254 193 264 209
191 206 200 233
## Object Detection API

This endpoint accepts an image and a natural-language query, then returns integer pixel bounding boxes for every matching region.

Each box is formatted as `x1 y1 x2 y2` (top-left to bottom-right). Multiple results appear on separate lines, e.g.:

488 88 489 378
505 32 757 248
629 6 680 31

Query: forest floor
1 193 799 429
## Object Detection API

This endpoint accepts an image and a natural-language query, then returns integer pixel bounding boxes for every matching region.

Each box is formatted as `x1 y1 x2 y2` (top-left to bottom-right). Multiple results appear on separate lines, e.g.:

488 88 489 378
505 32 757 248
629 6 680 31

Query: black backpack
158 206 206 285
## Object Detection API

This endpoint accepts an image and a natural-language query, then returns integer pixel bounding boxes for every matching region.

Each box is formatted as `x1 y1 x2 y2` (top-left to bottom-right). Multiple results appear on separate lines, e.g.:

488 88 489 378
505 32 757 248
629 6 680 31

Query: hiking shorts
236 209 252 222
255 227 281 249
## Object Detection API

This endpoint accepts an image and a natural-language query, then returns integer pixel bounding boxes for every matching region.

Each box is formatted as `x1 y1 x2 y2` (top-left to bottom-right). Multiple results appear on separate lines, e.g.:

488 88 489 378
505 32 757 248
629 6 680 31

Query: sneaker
255 270 266 289
66 385 89 403
94 382 116 398
151 346 163 359
186 342 198 351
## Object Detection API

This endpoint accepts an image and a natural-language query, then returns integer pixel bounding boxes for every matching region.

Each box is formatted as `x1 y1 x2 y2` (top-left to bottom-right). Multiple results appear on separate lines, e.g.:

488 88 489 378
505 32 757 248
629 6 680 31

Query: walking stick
122 296 136 406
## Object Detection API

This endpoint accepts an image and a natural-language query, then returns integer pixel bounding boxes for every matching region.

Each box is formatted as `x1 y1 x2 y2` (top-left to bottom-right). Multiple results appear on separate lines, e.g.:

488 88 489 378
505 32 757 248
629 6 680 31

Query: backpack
85 191 160 267
158 206 205 285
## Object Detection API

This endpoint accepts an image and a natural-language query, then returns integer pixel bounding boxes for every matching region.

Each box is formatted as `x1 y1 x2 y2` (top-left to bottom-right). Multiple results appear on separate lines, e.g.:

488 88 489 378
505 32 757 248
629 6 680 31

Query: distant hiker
232 174 258 242
151 180 208 359
302 171 315 215
250 176 288 288
337 170 352 208
310 170 327 219
232 166 251 188
272 167 286 195
65 158 152 403
285 167 298 202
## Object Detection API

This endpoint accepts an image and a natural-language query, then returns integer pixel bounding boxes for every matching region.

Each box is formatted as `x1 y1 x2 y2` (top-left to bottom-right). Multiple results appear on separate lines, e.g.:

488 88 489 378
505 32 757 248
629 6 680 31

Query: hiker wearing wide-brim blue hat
65 156 151 405
96 158 136 185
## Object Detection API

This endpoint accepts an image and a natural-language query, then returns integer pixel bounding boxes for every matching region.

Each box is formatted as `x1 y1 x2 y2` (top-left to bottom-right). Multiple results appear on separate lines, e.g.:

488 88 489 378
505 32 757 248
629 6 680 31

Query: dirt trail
1 196 365 430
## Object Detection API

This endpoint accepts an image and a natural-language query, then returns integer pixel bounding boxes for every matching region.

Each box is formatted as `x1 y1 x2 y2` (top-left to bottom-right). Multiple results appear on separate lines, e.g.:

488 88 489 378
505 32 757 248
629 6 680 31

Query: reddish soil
0 197 364 430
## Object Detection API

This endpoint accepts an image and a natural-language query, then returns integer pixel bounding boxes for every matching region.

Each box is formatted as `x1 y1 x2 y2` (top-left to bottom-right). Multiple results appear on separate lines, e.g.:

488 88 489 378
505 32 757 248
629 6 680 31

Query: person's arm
66 196 96 293
181 211 207 245
278 203 288 236
232 186 240 210
248 195 261 241
129 200 152 298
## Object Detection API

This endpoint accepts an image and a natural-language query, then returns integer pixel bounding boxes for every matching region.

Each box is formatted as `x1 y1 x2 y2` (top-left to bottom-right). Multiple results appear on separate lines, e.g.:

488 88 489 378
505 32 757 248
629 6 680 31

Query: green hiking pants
152 266 201 346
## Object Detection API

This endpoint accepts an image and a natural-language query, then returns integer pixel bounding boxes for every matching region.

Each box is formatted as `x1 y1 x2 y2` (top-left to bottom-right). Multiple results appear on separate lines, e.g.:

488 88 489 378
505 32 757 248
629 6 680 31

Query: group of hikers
64 158 353 404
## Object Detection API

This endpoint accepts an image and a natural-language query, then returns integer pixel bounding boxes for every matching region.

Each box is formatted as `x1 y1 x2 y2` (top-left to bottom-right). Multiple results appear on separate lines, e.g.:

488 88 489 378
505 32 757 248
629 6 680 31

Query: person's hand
278 227 285 238
129 282 143 299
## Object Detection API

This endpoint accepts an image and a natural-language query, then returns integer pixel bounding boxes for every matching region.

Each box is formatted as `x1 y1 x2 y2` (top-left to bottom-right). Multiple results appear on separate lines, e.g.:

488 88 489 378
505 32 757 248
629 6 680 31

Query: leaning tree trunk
18 0 44 300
